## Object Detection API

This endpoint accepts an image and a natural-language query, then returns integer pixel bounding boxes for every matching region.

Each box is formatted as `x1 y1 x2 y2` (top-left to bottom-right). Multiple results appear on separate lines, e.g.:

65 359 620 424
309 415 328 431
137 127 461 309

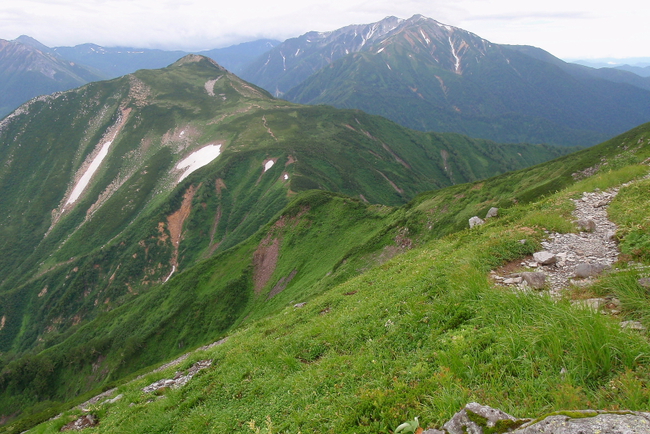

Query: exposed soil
166 184 198 267
253 235 280 294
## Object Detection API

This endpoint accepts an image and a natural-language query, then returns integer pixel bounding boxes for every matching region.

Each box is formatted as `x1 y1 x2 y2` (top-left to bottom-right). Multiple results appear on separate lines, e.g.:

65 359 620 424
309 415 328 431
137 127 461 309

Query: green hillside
2 117 650 431
0 55 566 424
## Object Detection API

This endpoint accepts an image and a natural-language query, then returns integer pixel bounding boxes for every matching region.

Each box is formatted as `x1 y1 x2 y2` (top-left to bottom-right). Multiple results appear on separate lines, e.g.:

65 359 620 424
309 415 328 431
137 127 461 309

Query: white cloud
0 0 648 59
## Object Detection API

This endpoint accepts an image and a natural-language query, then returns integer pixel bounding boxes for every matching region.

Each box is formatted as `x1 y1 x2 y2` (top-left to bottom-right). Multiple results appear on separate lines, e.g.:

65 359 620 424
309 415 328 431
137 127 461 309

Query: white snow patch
449 36 461 72
176 144 222 183
66 140 113 205
283 173 289 180
180 130 185 137
280 51 286 71
386 63 392 70
377 47 385 54
419 29 430 44
164 265 176 283
295 48 301 56
440 23 455 31
264 160 275 172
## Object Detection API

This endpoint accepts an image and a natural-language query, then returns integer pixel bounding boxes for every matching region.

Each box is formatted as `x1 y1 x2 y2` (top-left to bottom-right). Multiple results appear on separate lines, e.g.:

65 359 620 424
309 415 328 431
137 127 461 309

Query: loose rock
577 218 597 232
469 216 485 228
60 414 98 431
574 263 606 278
533 251 557 266
520 272 546 289
485 207 499 219
639 278 650 289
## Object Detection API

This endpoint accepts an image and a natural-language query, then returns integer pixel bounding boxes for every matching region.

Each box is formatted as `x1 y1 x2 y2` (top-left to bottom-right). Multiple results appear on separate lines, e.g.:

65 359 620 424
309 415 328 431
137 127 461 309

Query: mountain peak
171 54 227 71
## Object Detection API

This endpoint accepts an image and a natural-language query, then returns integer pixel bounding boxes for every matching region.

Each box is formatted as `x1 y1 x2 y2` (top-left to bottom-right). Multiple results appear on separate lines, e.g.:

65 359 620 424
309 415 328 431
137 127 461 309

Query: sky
1 0 648 61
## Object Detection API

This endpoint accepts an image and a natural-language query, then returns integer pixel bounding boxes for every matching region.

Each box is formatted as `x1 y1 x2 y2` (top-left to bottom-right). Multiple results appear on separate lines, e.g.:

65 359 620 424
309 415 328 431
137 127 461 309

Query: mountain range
3 15 650 147
241 15 650 147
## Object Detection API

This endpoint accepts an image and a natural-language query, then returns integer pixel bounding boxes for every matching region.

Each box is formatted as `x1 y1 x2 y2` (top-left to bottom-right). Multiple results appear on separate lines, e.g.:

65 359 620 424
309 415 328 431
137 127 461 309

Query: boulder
573 263 606 278
520 272 546 289
638 278 650 289
577 219 596 232
426 404 650 434
621 321 646 331
533 251 557 266
515 411 650 433
442 402 519 434
469 216 485 228
485 207 499 219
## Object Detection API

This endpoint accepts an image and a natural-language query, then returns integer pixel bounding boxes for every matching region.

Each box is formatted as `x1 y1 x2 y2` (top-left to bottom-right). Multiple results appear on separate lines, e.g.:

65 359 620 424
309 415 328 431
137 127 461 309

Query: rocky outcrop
422 403 650 434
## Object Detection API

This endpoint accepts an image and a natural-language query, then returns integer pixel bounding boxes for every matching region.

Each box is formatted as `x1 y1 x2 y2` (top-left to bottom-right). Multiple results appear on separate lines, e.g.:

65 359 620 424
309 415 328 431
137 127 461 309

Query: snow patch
164 265 176 283
264 160 275 172
66 140 113 206
283 173 289 180
386 63 392 70
377 47 385 54
449 36 461 73
180 130 185 137
176 144 222 183
419 29 430 44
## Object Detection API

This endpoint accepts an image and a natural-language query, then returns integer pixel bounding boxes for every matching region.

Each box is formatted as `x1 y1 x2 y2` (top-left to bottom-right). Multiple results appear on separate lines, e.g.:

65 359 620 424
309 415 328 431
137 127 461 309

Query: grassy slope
17 151 650 434
3 123 650 433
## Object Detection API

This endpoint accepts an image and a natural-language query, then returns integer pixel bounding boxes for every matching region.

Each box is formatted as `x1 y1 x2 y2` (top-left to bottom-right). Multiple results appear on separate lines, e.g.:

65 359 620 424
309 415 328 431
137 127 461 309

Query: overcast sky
1 0 648 60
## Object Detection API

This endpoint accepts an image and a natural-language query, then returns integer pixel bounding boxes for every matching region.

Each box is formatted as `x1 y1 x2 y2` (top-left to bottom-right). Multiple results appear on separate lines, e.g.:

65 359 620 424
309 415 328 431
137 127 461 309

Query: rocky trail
491 187 620 296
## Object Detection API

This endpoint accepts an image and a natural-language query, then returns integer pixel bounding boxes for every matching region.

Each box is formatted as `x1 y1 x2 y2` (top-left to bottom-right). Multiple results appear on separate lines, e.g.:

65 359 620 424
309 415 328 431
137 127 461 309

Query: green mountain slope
5 122 650 434
0 55 565 423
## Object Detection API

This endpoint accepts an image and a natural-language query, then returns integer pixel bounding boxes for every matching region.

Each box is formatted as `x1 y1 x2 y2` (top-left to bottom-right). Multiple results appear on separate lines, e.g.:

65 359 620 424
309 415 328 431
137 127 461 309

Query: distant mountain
243 15 650 147
615 64 650 77
0 36 281 117
52 44 188 78
52 39 281 79
199 39 281 74
0 38 104 118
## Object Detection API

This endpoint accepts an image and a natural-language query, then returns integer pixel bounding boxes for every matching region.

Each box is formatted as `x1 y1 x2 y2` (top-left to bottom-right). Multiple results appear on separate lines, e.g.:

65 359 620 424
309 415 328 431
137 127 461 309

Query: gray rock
533 251 557 266
469 216 485 228
572 298 607 311
485 207 499 219
515 411 650 433
604 230 617 241
577 219 596 232
574 263 606 278
520 272 546 289
294 302 307 308
442 402 519 434
621 320 646 331
638 278 650 289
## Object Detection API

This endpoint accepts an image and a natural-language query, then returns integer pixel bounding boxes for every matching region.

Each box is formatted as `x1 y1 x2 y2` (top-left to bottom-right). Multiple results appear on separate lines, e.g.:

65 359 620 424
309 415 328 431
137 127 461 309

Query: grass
12 162 650 433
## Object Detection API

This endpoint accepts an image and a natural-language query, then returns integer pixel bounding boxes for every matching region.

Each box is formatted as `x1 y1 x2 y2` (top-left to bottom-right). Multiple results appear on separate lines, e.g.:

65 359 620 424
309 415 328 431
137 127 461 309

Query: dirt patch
285 155 296 166
167 184 198 267
253 235 280 294
375 170 404 194
215 178 226 196
0 315 5 331
267 269 298 299
382 143 411 169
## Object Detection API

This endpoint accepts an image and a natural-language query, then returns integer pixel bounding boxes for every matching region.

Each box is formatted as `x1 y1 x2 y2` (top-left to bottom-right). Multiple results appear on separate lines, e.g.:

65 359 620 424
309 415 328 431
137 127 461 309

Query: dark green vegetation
6 122 650 434
0 55 564 423
0 38 104 118
242 15 650 147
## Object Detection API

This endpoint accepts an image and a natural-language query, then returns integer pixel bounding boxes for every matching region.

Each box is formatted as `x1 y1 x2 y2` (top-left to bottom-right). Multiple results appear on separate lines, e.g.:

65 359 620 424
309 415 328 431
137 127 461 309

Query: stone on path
520 272 546 289
577 218 596 232
638 278 650 289
533 251 557 265
441 402 518 434
621 320 646 331
574 263 606 278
